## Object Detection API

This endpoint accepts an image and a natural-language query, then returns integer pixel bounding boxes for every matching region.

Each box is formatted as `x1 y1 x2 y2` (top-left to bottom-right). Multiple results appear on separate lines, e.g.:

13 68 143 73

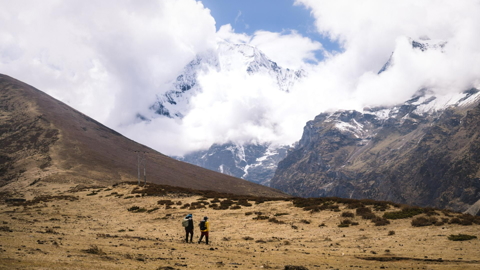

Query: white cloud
2 0 480 157
294 0 480 109
251 30 322 69
0 0 217 127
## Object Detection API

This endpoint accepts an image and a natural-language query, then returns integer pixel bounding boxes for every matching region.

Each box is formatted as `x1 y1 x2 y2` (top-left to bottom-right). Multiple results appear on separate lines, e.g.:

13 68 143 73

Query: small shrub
245 212 253 216
373 217 390 226
338 223 349 228
237 199 252 207
84 245 105 255
274 213 289 216
0 226 12 232
361 213 377 220
411 217 437 227
341 211 355 218
340 219 351 225
448 217 462 225
300 219 311 224
230 205 241 210
356 207 372 216
157 200 174 206
347 202 364 209
127 206 140 212
253 215 269 220
388 230 395 236
448 234 477 241
243 236 254 241
268 217 285 224
147 207 159 213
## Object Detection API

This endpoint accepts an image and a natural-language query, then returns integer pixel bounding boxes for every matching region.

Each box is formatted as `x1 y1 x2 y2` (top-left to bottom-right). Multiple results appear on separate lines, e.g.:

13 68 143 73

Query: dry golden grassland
1 182 479 270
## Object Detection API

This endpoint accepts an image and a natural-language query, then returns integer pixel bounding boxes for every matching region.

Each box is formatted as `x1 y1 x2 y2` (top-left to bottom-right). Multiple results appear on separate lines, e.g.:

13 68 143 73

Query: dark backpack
199 220 207 230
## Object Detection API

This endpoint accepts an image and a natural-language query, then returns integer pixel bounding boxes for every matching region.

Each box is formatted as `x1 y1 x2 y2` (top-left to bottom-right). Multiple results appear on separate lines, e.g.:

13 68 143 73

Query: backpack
182 218 189 228
199 220 207 230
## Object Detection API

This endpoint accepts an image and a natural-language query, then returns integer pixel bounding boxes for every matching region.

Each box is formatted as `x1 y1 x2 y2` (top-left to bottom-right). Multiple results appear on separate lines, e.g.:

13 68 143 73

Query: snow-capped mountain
148 41 303 185
379 37 447 74
176 143 289 186
151 41 304 119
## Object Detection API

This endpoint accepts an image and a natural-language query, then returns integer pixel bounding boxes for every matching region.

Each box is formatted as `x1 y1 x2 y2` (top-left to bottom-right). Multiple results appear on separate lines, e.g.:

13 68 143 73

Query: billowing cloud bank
1 0 480 156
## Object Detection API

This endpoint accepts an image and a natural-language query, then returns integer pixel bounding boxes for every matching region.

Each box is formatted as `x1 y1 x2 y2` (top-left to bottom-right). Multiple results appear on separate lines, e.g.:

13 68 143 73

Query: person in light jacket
198 216 210 244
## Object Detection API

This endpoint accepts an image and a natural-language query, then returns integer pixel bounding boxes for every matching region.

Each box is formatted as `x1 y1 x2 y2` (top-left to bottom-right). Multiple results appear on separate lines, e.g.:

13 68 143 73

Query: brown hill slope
0 74 286 198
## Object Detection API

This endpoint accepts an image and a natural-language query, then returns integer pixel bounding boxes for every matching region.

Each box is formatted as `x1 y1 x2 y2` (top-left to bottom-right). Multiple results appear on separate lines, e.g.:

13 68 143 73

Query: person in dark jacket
184 214 194 243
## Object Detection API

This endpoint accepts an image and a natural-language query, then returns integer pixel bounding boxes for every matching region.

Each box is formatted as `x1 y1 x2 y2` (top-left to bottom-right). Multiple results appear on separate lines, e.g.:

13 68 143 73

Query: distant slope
0 74 286 197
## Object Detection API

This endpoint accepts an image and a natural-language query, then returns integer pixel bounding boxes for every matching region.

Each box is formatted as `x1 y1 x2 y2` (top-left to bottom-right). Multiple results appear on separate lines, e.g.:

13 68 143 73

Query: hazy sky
1 0 480 155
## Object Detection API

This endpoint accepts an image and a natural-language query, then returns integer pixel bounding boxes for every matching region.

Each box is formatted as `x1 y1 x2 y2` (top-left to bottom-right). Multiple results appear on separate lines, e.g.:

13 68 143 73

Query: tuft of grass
127 206 147 213
147 207 159 213
83 245 106 255
448 234 477 241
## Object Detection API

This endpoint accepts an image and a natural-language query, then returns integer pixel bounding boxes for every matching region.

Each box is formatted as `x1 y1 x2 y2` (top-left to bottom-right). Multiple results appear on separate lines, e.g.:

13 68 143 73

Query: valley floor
0 182 479 270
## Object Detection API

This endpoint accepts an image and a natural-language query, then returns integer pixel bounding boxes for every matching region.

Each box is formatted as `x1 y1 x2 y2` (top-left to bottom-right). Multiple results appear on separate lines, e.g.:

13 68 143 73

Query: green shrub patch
448 234 477 241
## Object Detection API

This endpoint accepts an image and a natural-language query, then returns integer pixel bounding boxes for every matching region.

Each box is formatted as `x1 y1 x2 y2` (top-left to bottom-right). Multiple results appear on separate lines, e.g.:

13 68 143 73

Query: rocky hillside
0 74 286 198
271 88 480 212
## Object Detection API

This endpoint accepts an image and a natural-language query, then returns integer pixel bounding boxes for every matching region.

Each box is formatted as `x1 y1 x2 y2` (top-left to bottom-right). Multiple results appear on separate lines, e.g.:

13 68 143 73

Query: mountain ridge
270 88 480 212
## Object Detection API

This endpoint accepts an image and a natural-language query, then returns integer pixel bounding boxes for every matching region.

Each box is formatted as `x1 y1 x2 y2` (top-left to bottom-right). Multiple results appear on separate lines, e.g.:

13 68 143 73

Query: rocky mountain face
270 88 480 211
149 41 301 185
177 143 289 186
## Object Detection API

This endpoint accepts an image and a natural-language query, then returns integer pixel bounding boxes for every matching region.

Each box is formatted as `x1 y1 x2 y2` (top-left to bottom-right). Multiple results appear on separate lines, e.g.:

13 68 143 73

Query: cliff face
271 89 480 211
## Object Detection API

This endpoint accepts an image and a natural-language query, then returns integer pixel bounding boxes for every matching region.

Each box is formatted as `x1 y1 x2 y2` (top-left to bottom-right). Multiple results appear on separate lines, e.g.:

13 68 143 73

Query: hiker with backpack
198 216 210 244
182 214 194 243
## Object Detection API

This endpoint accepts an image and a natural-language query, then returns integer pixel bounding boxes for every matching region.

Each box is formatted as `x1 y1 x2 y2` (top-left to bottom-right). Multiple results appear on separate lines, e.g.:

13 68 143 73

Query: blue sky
200 0 340 59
